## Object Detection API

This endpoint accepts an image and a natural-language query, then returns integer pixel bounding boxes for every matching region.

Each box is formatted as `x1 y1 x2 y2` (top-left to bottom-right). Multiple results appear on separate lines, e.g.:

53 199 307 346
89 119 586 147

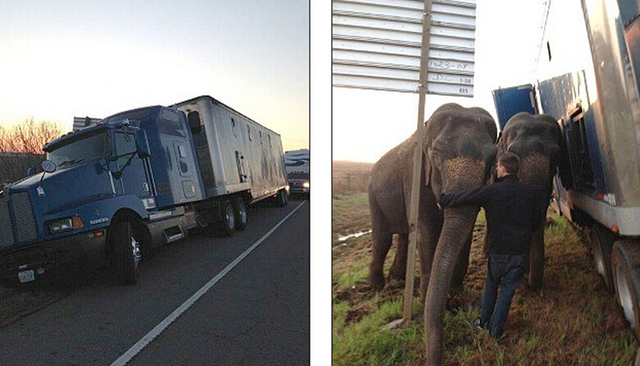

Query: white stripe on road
110 200 307 366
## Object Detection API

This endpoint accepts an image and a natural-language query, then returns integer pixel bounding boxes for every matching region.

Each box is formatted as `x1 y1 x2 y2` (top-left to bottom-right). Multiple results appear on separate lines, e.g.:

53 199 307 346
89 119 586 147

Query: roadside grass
332 188 638 365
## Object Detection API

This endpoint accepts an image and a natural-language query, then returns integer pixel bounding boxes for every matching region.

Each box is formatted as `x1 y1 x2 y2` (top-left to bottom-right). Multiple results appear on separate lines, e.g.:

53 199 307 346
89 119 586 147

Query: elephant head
422 104 497 365
496 112 565 288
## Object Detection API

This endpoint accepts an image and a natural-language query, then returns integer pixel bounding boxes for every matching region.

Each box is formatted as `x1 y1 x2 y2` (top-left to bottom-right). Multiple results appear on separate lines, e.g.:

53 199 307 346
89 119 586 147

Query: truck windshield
46 130 110 167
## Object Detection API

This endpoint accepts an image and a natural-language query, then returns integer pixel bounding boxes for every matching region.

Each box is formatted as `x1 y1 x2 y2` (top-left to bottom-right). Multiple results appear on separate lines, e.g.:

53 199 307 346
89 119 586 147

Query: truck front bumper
0 230 107 283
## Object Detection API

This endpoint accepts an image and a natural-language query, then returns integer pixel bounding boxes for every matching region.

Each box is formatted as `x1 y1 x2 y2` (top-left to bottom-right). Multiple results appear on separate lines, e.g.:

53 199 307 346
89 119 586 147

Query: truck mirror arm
110 152 137 179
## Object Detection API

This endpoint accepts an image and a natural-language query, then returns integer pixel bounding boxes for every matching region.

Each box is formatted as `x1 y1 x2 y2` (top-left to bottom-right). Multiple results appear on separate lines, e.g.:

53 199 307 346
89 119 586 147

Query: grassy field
332 161 638 365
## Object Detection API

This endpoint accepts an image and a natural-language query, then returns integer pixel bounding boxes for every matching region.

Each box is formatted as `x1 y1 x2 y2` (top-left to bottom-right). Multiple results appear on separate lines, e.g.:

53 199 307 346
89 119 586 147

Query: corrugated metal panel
332 0 476 96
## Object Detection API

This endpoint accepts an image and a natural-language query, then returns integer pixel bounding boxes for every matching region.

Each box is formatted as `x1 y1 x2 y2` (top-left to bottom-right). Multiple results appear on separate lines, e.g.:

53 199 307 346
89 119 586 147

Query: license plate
18 269 35 283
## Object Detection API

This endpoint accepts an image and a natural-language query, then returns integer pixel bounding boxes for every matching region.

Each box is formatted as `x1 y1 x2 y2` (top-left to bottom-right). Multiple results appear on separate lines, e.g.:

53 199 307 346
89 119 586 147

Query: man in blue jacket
438 151 543 340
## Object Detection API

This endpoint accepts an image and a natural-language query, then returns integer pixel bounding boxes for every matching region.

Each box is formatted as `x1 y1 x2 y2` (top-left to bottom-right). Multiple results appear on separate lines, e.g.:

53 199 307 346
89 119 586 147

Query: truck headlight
48 216 84 234
303 182 310 189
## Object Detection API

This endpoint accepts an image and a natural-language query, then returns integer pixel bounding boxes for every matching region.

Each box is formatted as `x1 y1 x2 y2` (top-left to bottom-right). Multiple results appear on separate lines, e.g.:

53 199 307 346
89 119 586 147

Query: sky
0 0 309 152
333 0 547 163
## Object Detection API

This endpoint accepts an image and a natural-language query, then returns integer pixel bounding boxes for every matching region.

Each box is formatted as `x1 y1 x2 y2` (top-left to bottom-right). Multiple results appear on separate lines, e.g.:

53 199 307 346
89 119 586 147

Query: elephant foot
387 266 406 283
369 269 385 291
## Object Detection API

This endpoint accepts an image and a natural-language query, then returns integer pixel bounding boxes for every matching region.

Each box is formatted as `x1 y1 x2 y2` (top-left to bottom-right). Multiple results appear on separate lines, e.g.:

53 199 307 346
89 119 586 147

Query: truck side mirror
188 111 201 134
41 160 57 173
134 130 152 158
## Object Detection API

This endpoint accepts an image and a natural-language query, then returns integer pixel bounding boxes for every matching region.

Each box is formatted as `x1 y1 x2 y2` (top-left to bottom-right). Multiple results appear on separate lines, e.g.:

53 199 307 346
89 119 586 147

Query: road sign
332 0 476 96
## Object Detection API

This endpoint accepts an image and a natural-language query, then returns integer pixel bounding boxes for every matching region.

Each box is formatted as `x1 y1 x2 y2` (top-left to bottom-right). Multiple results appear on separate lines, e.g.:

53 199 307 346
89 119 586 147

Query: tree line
0 119 63 187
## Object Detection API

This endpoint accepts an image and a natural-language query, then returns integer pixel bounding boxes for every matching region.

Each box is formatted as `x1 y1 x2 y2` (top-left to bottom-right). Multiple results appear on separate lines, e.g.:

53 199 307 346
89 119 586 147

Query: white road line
109 200 307 366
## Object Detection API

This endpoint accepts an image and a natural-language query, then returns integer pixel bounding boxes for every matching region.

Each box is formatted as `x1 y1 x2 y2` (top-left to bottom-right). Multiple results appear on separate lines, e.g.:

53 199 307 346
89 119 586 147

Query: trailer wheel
220 200 235 237
232 197 248 231
276 189 288 207
612 240 640 340
592 224 614 292
111 220 142 285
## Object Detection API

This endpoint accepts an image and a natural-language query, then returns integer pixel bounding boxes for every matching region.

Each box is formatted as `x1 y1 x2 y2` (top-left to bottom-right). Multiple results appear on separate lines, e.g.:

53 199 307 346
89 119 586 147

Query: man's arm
438 185 491 208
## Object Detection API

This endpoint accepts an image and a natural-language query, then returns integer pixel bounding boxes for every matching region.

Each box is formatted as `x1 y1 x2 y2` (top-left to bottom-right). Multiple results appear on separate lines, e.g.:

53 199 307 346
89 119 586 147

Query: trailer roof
171 95 281 137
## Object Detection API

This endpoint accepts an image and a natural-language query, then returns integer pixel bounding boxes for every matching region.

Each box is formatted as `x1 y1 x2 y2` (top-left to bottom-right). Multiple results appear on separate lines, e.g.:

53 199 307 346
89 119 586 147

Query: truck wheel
221 200 235 237
112 220 141 285
592 224 614 292
232 197 248 230
612 240 640 340
276 189 288 207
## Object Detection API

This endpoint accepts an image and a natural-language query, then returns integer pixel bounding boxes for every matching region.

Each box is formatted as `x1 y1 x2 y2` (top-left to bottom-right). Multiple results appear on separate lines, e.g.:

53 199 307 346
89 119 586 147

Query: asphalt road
0 198 310 366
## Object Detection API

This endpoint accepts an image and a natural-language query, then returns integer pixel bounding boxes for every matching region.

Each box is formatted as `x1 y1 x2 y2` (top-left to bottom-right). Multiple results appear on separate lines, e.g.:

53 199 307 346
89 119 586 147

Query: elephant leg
450 230 472 294
368 199 393 291
388 233 408 283
528 225 545 288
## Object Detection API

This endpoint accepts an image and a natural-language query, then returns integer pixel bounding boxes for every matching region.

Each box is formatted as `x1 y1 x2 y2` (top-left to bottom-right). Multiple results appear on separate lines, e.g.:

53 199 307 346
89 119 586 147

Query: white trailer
172 95 289 203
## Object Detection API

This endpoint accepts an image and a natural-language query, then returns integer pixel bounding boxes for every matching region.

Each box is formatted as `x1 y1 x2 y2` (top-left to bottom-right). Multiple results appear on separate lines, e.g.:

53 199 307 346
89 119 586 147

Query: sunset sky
0 0 309 153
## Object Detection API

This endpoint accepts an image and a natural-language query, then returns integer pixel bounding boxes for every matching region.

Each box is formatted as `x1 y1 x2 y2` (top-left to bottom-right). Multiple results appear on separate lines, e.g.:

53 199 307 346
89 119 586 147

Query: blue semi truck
0 95 289 285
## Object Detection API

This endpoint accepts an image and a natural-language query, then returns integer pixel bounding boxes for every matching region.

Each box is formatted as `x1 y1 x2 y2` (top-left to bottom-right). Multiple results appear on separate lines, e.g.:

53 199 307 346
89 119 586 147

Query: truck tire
612 240 640 340
276 189 288 207
232 197 248 231
112 220 141 285
592 224 615 292
220 200 235 237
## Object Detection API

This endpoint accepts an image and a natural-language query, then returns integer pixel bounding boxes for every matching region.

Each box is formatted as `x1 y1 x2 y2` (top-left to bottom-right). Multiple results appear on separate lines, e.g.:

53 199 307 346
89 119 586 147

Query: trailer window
567 108 595 191
46 130 110 167
231 118 238 137
247 125 252 141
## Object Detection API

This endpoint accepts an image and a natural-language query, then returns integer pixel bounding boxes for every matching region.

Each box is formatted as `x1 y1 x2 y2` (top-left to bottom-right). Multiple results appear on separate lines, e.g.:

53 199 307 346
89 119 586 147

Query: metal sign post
402 0 433 323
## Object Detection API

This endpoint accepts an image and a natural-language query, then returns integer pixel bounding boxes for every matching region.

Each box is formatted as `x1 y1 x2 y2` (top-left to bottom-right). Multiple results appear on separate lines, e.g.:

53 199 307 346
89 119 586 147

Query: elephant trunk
424 205 478 366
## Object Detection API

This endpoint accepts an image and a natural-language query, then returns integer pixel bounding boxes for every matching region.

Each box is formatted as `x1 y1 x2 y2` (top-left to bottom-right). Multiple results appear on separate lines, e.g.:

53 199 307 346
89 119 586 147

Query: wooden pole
402 0 433 323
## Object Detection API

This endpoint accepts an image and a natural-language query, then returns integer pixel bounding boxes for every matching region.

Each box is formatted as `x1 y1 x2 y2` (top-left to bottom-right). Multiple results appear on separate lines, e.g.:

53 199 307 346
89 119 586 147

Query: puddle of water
337 230 372 242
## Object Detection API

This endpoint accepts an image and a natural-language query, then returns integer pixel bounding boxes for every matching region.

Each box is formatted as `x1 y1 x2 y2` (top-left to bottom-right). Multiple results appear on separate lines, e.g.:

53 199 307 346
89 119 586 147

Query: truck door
113 131 152 199
173 141 198 199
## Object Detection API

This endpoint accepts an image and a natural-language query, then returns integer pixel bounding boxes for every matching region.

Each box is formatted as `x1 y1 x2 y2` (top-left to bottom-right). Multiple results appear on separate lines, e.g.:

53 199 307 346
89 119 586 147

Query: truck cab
0 106 202 285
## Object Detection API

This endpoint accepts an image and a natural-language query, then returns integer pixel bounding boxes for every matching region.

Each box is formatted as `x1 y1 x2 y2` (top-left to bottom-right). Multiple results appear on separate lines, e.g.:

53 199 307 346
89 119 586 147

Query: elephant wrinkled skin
497 112 570 288
367 103 497 366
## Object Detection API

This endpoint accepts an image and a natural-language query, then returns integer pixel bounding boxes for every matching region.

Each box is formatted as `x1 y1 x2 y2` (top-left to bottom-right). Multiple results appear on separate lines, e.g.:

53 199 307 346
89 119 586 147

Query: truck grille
0 197 12 248
0 192 37 248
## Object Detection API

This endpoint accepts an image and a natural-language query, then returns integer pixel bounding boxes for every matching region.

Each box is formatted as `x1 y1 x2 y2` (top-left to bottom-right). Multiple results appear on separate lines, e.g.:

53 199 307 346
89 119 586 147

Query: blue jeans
480 254 528 339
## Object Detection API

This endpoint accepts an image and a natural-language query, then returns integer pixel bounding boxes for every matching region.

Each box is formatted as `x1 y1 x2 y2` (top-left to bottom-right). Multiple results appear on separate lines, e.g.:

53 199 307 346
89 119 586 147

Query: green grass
332 191 638 366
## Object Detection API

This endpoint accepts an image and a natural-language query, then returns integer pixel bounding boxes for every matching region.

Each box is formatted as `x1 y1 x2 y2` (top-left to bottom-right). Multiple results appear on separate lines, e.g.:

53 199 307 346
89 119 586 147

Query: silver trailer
172 95 289 205
530 0 640 338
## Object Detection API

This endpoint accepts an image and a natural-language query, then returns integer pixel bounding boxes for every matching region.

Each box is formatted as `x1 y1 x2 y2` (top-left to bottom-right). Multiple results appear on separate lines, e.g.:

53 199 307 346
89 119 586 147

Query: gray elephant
367 103 497 365
496 112 570 288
